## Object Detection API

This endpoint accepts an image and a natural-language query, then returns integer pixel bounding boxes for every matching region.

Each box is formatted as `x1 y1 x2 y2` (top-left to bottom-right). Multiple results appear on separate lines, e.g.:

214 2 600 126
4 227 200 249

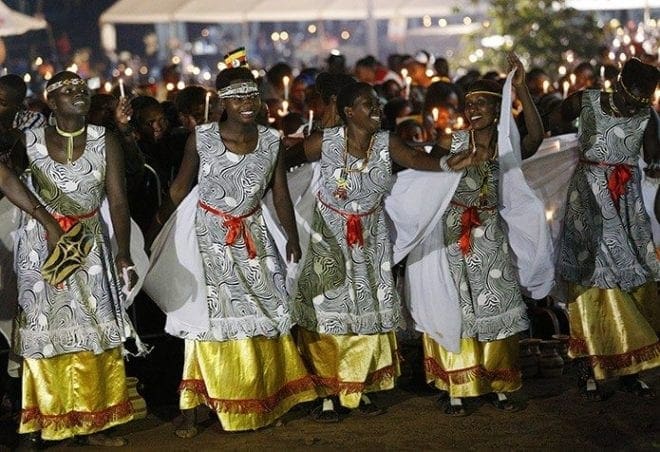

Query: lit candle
444 127 452 135
282 75 290 101
545 209 554 221
600 65 605 80
455 117 464 129
604 80 612 90
204 91 211 122
569 73 576 86
542 80 550 94
562 81 570 99
432 107 439 123
401 68 408 80
119 78 125 98
277 100 289 117
307 109 314 133
404 76 412 100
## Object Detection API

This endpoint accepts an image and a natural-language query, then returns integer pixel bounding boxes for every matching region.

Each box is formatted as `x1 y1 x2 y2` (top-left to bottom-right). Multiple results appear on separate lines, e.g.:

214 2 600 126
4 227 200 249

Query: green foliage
465 0 604 74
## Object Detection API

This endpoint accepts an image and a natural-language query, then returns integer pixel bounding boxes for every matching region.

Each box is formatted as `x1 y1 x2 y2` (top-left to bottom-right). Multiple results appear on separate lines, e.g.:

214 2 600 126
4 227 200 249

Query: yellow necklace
55 123 86 164
343 129 375 173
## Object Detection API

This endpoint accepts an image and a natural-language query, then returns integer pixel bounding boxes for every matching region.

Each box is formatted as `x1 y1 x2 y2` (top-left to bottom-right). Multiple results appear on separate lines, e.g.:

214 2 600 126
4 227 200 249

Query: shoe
356 399 385 417
487 393 520 412
440 397 467 417
620 375 656 400
578 377 603 402
310 400 339 423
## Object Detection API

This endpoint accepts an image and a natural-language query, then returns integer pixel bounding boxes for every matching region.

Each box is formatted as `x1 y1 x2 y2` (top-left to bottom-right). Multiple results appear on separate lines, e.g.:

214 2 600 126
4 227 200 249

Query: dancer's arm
272 144 301 262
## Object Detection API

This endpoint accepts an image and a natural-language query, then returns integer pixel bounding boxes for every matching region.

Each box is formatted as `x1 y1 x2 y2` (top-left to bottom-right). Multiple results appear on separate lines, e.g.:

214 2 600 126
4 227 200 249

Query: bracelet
439 155 453 172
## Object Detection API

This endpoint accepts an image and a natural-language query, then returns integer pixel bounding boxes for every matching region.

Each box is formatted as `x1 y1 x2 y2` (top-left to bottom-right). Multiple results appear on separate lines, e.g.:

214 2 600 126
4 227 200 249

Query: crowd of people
0 42 658 450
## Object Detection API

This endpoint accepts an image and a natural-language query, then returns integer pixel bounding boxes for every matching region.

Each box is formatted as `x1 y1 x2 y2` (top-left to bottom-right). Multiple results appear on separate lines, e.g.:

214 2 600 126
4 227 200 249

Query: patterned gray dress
558 90 659 290
443 131 528 341
294 126 400 335
13 125 130 359
193 123 291 341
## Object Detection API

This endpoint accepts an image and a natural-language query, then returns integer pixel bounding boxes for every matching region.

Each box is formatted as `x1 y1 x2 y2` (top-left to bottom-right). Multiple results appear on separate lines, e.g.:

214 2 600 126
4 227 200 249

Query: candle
307 109 314 133
569 73 576 86
432 108 439 123
600 65 605 80
401 68 408 80
119 78 125 98
542 80 550 94
562 81 570 99
277 100 289 117
204 91 211 122
404 76 412 100
282 76 290 101
604 80 612 90
455 117 464 129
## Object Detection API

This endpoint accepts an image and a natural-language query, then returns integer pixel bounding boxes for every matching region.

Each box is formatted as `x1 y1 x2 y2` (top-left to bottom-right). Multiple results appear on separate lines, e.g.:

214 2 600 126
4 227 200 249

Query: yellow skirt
567 282 660 380
19 347 133 441
296 328 400 409
179 334 318 431
423 334 521 398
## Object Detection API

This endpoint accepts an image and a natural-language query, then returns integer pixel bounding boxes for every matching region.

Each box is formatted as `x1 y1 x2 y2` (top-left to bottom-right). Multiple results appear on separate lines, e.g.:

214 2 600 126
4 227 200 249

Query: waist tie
51 208 99 232
580 159 633 210
198 200 260 259
317 193 380 248
450 200 496 256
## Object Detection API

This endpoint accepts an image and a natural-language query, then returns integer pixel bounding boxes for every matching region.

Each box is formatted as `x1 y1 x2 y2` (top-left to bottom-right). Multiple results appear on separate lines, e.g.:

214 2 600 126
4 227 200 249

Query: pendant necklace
333 129 375 201
55 123 86 164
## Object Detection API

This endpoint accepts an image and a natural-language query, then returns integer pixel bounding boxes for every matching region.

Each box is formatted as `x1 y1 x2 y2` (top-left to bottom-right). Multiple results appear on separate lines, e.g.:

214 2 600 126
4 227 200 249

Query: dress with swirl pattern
558 90 659 290
193 123 291 341
294 126 400 335
443 130 528 341
13 125 129 359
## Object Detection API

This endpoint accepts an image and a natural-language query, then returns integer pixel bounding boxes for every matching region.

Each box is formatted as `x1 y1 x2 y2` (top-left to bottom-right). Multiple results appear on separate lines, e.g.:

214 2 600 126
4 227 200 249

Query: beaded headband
45 77 86 94
465 90 503 99
217 81 259 99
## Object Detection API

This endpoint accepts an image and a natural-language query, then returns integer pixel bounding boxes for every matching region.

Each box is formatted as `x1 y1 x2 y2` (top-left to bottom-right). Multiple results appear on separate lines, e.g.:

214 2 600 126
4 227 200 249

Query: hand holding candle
282 75 290 101
204 91 211 123
118 78 125 98
307 110 314 134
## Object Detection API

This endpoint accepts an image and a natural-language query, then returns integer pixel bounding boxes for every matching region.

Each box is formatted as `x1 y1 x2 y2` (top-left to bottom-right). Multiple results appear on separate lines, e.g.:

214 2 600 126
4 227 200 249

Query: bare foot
79 432 127 447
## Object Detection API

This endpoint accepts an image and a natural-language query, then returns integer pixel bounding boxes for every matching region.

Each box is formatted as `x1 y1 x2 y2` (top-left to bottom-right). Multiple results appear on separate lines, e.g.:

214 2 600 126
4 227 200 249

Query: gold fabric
19 347 132 441
179 335 318 431
423 334 521 398
567 282 660 380
296 328 400 409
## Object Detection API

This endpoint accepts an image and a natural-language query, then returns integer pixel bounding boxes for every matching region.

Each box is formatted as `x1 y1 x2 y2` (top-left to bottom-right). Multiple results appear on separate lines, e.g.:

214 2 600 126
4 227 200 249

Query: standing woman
419 54 545 416
155 56 318 437
555 57 660 399
9 71 138 447
293 81 473 421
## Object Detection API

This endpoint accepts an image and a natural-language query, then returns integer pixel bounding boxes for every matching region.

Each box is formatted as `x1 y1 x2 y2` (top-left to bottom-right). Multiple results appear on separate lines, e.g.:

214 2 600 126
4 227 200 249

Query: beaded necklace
333 129 376 200
608 92 621 117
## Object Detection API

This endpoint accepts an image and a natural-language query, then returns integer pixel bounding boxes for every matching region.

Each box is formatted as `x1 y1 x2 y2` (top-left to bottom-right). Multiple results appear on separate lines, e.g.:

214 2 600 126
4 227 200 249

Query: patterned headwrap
217 81 259 99
45 77 86 95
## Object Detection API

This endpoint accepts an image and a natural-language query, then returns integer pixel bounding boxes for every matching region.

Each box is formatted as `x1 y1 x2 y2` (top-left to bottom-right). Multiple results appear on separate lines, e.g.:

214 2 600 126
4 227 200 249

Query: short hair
176 85 207 115
336 81 375 123
315 72 355 104
0 74 27 104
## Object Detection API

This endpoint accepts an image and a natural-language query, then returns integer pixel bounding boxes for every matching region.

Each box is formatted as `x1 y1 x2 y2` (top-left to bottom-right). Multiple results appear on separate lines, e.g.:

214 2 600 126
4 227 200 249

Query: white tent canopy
100 0 483 25
0 1 47 37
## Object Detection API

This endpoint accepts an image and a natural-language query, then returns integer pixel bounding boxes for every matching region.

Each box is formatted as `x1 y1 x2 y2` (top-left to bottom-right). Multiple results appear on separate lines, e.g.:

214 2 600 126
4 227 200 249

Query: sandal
76 432 127 447
578 377 603 402
620 376 656 400
356 396 385 417
175 408 199 438
488 393 520 412
441 397 467 417
310 399 340 423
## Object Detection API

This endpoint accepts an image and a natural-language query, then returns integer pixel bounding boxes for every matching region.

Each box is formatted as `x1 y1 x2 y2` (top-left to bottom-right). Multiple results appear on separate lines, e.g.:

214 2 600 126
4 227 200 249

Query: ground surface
1 334 658 451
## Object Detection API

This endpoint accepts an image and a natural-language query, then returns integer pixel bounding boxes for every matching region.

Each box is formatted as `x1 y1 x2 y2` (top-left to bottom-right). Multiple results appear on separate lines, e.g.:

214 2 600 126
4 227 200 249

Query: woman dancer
156 56 317 437
555 57 660 400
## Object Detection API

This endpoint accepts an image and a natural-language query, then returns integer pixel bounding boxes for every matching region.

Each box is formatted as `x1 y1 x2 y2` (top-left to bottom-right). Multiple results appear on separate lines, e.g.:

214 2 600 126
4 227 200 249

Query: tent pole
366 0 378 58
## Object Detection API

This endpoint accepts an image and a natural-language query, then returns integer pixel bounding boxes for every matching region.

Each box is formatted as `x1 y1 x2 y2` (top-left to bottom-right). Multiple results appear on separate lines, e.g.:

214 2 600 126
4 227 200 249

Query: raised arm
508 52 544 159
272 142 301 262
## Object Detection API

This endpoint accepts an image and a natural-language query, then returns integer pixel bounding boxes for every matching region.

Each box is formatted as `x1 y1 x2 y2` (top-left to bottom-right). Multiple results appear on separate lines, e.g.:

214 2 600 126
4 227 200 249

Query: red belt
52 208 98 232
317 193 379 248
580 159 633 210
450 200 496 256
198 200 260 259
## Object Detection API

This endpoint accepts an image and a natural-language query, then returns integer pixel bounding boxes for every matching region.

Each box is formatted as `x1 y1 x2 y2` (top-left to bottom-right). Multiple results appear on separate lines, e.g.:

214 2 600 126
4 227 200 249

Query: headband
46 77 86 94
465 90 503 99
217 81 259 99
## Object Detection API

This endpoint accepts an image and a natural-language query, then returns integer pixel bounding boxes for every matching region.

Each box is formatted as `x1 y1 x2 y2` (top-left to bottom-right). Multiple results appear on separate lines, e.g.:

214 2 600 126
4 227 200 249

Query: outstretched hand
114 97 133 127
